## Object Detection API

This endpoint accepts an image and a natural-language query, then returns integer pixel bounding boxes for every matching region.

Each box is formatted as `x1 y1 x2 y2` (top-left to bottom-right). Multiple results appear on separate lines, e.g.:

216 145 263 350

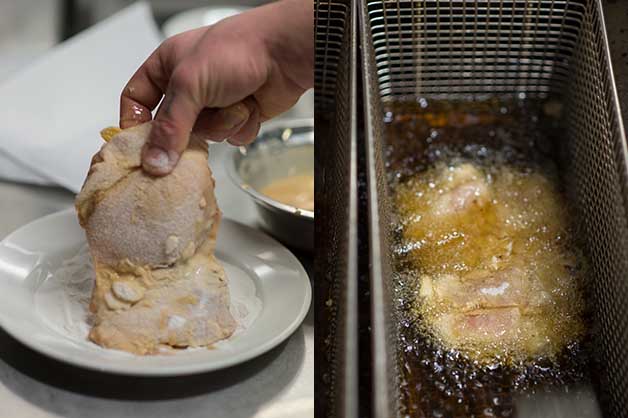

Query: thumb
142 68 203 176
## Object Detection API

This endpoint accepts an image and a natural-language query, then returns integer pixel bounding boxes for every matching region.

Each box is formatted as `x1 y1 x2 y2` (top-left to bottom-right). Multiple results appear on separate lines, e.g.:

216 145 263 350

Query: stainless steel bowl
227 119 314 251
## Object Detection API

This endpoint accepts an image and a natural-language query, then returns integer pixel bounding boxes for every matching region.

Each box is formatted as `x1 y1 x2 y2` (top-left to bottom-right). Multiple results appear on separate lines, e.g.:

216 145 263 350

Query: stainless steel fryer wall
315 1 359 417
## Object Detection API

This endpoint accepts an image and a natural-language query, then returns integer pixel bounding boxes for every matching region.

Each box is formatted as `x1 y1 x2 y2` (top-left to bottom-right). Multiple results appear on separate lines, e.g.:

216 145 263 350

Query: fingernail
143 146 179 175
219 105 248 130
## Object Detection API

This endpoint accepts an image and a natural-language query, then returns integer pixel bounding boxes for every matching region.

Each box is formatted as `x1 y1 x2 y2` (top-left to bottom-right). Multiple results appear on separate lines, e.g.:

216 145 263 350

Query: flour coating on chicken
76 123 236 355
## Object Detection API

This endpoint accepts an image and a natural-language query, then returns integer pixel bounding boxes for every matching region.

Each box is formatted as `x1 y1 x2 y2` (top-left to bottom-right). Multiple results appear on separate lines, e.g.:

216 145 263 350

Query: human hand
120 0 313 175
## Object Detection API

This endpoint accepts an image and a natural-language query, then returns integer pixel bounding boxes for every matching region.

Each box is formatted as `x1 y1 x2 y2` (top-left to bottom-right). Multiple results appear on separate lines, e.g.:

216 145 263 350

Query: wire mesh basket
359 1 628 417
315 1 359 417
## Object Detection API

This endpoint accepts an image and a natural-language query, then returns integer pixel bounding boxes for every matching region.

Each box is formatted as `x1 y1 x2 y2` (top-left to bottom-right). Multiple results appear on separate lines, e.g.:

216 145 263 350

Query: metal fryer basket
359 1 628 417
315 1 359 417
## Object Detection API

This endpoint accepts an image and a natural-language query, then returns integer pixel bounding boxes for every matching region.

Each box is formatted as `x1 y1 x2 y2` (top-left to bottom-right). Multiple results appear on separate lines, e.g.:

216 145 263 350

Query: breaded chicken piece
76 122 236 355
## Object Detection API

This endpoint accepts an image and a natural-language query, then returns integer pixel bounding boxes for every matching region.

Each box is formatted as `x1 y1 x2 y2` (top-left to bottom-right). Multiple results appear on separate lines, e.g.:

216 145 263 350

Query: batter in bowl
260 174 314 211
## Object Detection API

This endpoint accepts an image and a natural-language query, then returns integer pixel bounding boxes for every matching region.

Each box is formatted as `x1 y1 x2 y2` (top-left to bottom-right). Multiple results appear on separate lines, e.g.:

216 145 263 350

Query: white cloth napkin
0 2 162 192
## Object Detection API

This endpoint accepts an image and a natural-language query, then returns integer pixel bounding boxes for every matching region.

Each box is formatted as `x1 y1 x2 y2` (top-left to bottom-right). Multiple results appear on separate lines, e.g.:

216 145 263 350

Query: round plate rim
0 208 311 376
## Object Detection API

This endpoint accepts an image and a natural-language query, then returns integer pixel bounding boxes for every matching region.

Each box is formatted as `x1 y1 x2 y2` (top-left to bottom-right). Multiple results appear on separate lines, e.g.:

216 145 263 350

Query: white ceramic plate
0 208 311 376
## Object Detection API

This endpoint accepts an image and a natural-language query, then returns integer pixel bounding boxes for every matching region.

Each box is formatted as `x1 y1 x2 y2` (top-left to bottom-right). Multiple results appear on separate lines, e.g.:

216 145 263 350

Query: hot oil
384 99 591 417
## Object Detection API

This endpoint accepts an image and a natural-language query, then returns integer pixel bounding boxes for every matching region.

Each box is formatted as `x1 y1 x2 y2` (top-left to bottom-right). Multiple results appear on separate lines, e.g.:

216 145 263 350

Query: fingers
228 97 261 145
120 29 207 129
192 102 250 141
119 50 169 129
192 97 262 145
142 69 203 176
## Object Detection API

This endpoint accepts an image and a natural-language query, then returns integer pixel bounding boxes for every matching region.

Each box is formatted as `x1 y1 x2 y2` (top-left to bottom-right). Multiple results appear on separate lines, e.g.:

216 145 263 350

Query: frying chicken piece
434 308 522 345
76 122 236 355
432 163 490 216
397 161 584 362
432 308 553 357
421 269 553 356
420 268 551 313
395 162 496 271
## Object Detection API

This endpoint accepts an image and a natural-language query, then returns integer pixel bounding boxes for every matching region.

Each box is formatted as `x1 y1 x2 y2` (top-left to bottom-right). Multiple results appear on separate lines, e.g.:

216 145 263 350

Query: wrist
258 0 314 91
